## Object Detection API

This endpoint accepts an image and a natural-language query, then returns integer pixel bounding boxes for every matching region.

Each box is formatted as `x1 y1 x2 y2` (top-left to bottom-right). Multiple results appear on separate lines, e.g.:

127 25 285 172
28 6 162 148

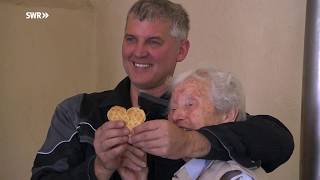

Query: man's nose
133 43 148 58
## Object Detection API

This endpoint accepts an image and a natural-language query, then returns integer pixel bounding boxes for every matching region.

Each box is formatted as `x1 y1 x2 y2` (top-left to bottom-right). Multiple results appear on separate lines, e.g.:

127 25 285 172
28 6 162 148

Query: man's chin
131 79 156 89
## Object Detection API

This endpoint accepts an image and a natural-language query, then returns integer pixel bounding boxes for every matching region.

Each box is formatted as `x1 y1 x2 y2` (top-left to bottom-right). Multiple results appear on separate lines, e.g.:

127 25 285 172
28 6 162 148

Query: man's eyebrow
148 36 162 39
147 36 164 42
124 33 135 37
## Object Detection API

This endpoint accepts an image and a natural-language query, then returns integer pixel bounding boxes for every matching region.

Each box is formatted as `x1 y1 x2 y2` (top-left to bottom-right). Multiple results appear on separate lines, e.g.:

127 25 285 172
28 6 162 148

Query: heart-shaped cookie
107 106 146 130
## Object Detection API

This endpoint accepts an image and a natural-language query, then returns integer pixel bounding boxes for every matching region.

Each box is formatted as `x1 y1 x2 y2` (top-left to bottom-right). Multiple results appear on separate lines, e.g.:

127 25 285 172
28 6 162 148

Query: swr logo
26 12 49 19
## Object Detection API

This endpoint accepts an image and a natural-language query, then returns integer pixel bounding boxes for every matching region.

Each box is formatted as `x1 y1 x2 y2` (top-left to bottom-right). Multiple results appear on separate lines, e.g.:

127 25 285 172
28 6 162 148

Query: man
31 0 294 180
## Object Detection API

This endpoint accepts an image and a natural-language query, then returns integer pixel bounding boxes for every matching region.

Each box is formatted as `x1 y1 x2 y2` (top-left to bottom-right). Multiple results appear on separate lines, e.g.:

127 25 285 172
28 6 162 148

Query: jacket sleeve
197 115 294 173
31 94 98 180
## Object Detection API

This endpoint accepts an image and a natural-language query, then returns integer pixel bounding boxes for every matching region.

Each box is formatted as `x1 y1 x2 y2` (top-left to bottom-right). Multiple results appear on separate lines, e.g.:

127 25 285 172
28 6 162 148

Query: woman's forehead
172 78 211 99
175 78 209 92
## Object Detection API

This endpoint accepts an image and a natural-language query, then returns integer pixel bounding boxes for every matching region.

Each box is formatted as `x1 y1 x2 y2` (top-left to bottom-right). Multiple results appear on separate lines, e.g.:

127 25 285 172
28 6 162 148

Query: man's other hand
93 121 130 179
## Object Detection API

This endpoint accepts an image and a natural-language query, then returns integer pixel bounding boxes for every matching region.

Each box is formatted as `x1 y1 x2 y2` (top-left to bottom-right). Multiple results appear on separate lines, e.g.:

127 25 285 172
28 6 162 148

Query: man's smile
133 62 152 68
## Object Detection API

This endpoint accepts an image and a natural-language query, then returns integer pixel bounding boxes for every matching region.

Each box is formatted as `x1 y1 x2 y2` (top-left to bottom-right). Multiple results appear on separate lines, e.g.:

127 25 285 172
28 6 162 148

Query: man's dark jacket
31 77 294 180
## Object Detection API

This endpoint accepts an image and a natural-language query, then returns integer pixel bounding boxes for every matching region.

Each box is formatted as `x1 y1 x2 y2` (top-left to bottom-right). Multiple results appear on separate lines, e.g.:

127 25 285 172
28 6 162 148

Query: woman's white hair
171 68 246 121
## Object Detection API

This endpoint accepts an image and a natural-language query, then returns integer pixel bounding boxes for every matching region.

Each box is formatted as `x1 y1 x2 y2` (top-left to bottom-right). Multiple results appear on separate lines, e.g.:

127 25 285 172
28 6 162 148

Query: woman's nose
171 108 185 123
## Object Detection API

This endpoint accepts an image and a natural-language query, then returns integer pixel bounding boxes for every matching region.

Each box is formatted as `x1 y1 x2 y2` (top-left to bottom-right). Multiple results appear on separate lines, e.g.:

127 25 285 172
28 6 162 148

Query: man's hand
93 121 130 179
130 120 210 159
118 145 148 180
130 120 187 159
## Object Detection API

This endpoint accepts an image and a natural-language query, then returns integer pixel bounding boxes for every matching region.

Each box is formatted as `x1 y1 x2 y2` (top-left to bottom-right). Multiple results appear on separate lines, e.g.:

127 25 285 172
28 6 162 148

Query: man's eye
151 40 160 44
126 37 136 43
148 39 161 47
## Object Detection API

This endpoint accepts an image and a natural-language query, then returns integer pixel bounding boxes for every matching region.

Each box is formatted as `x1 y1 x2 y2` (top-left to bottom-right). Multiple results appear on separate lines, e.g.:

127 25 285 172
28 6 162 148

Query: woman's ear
221 108 239 123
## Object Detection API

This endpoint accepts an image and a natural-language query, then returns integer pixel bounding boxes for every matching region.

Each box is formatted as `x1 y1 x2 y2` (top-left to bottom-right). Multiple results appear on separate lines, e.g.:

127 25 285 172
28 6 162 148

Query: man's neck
130 84 168 107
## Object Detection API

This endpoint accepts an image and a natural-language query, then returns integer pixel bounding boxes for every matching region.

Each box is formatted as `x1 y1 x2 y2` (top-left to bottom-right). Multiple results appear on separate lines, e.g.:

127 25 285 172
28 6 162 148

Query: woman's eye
185 98 196 107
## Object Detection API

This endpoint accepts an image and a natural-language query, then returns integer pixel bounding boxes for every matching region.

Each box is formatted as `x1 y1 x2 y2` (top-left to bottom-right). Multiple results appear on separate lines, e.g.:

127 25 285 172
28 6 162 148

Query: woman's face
169 78 225 130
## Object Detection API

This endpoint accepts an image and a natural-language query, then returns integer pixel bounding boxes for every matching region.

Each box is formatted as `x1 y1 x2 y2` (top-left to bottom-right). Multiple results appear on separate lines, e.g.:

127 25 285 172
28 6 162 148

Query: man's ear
176 39 190 62
221 108 239 123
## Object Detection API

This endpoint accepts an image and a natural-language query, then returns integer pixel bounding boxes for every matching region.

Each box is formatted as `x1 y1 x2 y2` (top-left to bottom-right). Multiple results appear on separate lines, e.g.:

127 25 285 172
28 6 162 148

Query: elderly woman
169 68 259 180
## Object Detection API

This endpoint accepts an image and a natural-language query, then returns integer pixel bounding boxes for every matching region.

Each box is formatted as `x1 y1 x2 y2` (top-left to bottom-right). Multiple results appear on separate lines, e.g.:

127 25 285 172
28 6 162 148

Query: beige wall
0 1 97 179
0 0 305 179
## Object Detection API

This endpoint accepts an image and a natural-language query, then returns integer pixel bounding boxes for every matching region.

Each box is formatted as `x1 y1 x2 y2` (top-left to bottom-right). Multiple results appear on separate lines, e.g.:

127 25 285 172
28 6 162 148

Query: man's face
169 78 225 130
122 14 188 90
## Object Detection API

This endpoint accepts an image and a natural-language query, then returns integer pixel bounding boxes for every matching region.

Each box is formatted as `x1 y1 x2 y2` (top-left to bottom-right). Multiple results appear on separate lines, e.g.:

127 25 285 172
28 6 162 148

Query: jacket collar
79 77 132 121
98 77 132 109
